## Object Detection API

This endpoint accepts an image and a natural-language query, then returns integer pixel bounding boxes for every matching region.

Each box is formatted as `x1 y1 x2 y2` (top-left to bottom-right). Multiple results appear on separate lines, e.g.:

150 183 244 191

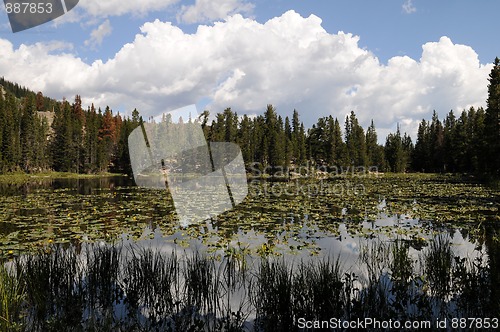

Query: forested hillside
0 79 137 174
0 57 498 177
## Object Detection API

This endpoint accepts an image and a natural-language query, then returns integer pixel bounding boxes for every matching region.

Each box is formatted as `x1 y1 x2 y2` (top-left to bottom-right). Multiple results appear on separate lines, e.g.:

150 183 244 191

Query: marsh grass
125 247 176 316
252 258 294 332
0 237 495 331
84 244 123 330
0 262 24 332
21 246 85 331
424 234 454 298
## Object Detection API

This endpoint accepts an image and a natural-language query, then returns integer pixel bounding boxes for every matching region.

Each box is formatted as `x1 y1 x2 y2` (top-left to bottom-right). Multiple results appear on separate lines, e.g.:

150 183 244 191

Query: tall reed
0 262 24 332
0 237 495 331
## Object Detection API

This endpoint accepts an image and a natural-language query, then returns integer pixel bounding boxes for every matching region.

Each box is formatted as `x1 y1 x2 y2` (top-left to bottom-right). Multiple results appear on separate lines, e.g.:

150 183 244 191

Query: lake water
0 175 493 274
2 175 498 330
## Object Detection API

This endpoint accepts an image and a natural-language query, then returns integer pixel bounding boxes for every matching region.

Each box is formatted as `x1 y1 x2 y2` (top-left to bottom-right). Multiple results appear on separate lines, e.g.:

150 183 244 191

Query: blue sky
1 0 498 139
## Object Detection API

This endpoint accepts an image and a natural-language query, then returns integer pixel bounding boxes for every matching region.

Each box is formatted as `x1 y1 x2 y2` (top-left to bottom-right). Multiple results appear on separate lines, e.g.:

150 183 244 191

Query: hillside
0 77 59 113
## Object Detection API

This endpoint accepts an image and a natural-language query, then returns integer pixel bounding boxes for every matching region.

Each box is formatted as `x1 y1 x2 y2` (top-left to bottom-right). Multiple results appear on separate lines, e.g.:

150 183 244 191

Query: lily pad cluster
0 173 498 259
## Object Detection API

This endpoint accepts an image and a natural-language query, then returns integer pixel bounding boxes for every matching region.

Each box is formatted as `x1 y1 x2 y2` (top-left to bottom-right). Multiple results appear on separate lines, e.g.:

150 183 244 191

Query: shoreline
0 171 127 184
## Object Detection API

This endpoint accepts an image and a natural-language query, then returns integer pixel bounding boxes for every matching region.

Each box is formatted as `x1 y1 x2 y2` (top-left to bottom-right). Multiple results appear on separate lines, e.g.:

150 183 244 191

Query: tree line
0 57 498 177
0 81 139 175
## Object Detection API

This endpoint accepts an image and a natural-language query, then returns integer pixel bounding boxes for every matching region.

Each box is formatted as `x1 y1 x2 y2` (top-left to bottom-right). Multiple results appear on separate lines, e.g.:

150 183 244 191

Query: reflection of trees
485 228 500 314
11 240 498 330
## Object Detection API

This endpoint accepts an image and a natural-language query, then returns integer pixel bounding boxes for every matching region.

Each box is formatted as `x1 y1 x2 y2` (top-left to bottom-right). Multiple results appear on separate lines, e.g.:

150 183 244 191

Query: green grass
0 171 126 184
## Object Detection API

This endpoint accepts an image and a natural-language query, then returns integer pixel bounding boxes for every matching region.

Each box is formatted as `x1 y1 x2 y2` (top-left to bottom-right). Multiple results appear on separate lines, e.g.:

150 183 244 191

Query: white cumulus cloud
177 0 254 24
0 11 492 140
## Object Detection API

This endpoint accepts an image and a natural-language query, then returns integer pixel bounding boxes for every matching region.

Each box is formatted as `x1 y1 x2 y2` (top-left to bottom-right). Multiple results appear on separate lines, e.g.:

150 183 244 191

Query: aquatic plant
0 232 497 331
0 262 24 332
1 173 498 258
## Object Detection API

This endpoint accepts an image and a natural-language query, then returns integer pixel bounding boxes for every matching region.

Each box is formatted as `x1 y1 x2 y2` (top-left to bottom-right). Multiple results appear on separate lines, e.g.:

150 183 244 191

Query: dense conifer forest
0 57 499 178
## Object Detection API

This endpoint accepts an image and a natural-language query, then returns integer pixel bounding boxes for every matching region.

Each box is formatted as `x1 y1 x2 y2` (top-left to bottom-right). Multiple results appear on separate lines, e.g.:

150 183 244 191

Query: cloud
0 11 492 140
0 39 86 94
79 0 180 17
0 22 11 32
49 1 253 27
84 19 113 48
48 0 181 29
51 4 83 26
402 0 417 14
177 0 254 24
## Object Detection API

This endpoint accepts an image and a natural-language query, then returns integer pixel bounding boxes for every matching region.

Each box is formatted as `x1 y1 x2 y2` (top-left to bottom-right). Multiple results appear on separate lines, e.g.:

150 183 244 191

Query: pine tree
307 117 327 164
72 95 85 173
5 70 500 178
288 109 307 165
238 114 252 164
484 57 500 176
112 114 134 175
454 110 469 172
264 105 285 169
402 132 414 170
83 105 99 173
252 115 266 166
298 123 307 164
429 111 445 172
275 115 286 167
97 106 117 172
326 116 335 165
443 110 457 172
209 113 225 142
1 93 18 170
332 118 347 166
131 108 140 124
20 95 37 172
385 125 411 172
345 111 367 167
223 108 238 143
413 119 430 172
385 129 402 172
365 120 384 169
284 116 292 167
51 100 77 172
470 107 486 173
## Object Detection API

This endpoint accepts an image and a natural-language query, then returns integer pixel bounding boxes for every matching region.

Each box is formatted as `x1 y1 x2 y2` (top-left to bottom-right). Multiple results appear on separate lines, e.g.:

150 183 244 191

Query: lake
0 173 499 330
0 173 497 259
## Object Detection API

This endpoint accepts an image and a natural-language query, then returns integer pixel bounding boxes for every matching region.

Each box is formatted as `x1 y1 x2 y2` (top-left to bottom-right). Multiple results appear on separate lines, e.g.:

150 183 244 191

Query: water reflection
0 175 136 197
0 175 495 266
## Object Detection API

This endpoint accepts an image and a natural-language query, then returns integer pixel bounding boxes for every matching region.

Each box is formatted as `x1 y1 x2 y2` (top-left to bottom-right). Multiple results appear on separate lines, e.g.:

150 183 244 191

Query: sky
1 0 499 141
